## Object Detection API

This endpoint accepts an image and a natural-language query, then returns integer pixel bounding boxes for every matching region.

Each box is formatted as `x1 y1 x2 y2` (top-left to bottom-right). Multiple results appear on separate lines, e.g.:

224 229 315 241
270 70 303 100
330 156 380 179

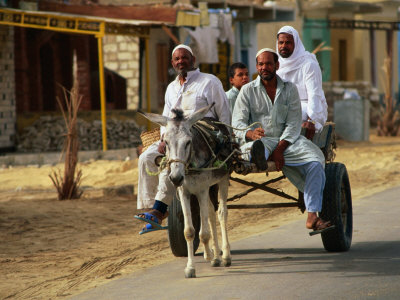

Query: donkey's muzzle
169 174 184 187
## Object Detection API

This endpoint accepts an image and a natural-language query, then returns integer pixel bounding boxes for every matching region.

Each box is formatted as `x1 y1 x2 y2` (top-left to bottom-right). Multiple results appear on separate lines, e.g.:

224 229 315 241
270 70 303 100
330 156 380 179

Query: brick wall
103 35 140 109
0 26 16 150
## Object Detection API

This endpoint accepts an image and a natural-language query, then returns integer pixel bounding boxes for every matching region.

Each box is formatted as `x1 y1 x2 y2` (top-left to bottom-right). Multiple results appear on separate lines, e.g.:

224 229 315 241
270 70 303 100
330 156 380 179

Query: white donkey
141 103 232 278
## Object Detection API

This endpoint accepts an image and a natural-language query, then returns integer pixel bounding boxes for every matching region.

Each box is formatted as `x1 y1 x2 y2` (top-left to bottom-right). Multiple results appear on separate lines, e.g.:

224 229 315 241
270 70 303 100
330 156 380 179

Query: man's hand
245 127 265 141
271 140 289 171
158 141 166 154
302 121 316 140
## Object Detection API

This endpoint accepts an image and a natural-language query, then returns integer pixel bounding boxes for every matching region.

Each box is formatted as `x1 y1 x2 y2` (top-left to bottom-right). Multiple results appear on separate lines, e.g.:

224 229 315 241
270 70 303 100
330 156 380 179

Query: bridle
165 139 194 174
147 120 237 177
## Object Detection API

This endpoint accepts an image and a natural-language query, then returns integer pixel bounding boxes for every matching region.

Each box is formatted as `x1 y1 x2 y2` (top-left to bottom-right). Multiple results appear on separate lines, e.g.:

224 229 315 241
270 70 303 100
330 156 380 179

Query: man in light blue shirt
232 48 333 235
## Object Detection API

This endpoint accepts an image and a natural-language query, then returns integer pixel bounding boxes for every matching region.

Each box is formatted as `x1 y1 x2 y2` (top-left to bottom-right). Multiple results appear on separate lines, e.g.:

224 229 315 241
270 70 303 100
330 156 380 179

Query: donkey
141 103 232 278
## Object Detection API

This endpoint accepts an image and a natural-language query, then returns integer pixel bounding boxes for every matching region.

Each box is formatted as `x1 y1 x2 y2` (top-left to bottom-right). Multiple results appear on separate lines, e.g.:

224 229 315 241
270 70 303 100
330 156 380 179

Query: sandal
309 217 335 236
134 211 168 235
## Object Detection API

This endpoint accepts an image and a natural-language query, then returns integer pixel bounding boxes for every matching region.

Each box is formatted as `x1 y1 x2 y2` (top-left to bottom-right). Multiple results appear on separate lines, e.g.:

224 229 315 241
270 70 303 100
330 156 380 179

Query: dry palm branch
377 57 400 136
49 80 83 200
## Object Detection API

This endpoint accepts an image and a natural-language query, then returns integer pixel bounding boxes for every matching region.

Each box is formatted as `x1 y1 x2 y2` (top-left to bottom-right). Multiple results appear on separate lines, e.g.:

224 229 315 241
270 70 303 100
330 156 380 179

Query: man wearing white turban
135 44 231 234
276 26 328 140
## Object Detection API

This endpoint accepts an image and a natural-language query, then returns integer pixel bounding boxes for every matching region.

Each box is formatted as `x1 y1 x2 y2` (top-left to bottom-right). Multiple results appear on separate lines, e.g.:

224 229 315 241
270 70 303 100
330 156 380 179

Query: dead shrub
49 78 83 200
377 57 400 136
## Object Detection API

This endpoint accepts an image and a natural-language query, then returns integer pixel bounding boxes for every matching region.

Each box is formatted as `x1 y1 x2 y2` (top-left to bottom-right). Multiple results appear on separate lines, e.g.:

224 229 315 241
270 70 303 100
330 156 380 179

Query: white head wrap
255 48 277 59
171 44 193 57
276 25 317 73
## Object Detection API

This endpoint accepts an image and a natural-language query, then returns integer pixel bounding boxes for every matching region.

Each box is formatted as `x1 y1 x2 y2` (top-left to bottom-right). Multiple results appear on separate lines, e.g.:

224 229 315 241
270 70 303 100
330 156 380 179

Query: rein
167 158 190 168
213 121 263 132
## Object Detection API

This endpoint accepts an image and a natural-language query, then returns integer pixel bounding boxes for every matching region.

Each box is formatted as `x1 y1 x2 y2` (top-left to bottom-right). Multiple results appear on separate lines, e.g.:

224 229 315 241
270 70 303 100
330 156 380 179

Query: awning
0 7 173 36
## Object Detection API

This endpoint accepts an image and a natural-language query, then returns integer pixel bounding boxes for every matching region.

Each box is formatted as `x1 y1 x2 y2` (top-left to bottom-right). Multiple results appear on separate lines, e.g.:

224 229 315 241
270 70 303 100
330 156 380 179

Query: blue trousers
285 161 325 212
251 149 325 213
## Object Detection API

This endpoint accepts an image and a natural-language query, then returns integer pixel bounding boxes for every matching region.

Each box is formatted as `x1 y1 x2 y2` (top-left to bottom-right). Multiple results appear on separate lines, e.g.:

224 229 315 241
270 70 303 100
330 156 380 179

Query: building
0 0 295 152
258 0 399 97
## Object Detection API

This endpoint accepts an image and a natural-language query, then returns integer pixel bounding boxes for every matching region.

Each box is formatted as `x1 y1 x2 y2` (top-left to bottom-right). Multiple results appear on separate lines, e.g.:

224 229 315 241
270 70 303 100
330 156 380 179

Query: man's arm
280 82 302 144
303 61 328 131
271 83 301 171
158 85 174 154
232 88 251 144
208 79 231 125
231 86 266 143
245 127 265 141
270 139 289 171
302 119 316 140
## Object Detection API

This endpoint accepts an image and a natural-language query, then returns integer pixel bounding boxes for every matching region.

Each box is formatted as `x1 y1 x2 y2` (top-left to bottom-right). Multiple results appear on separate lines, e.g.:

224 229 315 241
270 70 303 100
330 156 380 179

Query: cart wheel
168 194 200 257
320 162 353 252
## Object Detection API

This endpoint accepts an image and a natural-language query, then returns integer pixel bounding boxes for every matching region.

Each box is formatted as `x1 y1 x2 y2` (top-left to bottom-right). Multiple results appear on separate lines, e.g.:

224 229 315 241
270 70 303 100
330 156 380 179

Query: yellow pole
97 26 107 151
145 38 151 130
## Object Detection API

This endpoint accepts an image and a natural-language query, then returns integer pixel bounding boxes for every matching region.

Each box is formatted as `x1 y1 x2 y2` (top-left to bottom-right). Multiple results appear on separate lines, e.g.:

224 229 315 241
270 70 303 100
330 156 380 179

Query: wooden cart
167 123 353 256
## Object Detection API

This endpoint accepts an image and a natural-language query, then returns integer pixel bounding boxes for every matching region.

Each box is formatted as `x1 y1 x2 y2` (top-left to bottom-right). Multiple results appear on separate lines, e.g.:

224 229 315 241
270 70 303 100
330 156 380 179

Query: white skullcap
171 44 193 57
255 48 277 59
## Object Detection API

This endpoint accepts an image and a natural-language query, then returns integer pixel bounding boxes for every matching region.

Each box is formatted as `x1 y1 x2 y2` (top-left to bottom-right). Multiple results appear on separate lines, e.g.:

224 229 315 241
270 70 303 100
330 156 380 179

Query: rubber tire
168 194 200 257
320 162 353 252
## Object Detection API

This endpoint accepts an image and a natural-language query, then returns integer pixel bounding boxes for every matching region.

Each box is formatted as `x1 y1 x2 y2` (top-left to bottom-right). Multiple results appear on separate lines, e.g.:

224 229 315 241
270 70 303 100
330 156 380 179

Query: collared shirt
225 86 240 113
161 68 231 136
233 75 301 149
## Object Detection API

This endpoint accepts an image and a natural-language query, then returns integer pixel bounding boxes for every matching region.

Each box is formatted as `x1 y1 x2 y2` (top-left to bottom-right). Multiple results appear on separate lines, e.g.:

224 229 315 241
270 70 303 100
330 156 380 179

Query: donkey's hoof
184 268 196 278
223 258 232 267
211 258 221 267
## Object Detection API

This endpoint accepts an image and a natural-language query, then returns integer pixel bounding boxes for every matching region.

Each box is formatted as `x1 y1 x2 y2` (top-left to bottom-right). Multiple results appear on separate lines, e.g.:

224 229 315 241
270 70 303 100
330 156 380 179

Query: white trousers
137 142 175 209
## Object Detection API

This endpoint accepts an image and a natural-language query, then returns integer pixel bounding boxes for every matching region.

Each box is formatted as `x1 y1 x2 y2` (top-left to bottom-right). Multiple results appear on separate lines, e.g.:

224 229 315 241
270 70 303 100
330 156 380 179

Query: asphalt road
72 186 400 300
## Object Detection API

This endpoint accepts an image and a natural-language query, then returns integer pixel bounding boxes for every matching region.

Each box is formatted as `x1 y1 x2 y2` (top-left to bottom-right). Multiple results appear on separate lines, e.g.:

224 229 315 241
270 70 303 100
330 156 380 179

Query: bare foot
306 212 331 230
306 212 318 229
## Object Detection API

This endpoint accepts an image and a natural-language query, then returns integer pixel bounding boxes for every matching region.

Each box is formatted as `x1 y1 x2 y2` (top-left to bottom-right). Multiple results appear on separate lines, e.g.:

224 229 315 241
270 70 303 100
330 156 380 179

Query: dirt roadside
1 132 400 299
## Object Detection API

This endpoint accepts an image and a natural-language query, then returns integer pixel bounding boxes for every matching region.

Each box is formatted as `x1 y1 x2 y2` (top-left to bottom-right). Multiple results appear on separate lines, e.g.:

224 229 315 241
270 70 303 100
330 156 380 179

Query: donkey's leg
207 201 222 267
203 201 214 262
218 177 232 267
197 190 212 266
178 188 196 278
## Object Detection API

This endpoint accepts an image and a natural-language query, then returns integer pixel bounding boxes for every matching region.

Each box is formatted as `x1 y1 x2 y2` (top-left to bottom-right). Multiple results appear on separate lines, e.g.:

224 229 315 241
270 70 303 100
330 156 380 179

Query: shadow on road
224 240 400 277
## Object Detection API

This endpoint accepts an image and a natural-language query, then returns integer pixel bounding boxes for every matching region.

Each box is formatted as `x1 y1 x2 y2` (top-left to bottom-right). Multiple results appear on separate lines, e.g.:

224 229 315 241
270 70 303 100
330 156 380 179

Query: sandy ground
1 131 400 299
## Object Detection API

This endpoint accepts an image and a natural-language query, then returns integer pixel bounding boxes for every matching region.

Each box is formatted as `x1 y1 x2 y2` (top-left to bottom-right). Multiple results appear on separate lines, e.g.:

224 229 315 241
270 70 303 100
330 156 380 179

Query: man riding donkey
135 44 231 233
231 48 333 235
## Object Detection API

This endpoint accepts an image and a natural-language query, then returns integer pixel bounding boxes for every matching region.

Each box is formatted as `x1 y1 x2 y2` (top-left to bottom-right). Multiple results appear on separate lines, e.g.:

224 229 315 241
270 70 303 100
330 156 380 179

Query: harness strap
192 123 217 168
167 158 189 170
214 120 264 132
146 119 253 176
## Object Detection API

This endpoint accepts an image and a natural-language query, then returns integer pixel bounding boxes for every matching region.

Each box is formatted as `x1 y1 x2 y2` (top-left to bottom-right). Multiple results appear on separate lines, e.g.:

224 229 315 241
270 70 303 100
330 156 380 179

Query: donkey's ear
187 102 215 126
138 110 168 127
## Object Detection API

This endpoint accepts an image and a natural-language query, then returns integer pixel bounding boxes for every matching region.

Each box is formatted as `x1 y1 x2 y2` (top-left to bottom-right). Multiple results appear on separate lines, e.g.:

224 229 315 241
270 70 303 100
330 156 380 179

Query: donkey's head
141 103 214 187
